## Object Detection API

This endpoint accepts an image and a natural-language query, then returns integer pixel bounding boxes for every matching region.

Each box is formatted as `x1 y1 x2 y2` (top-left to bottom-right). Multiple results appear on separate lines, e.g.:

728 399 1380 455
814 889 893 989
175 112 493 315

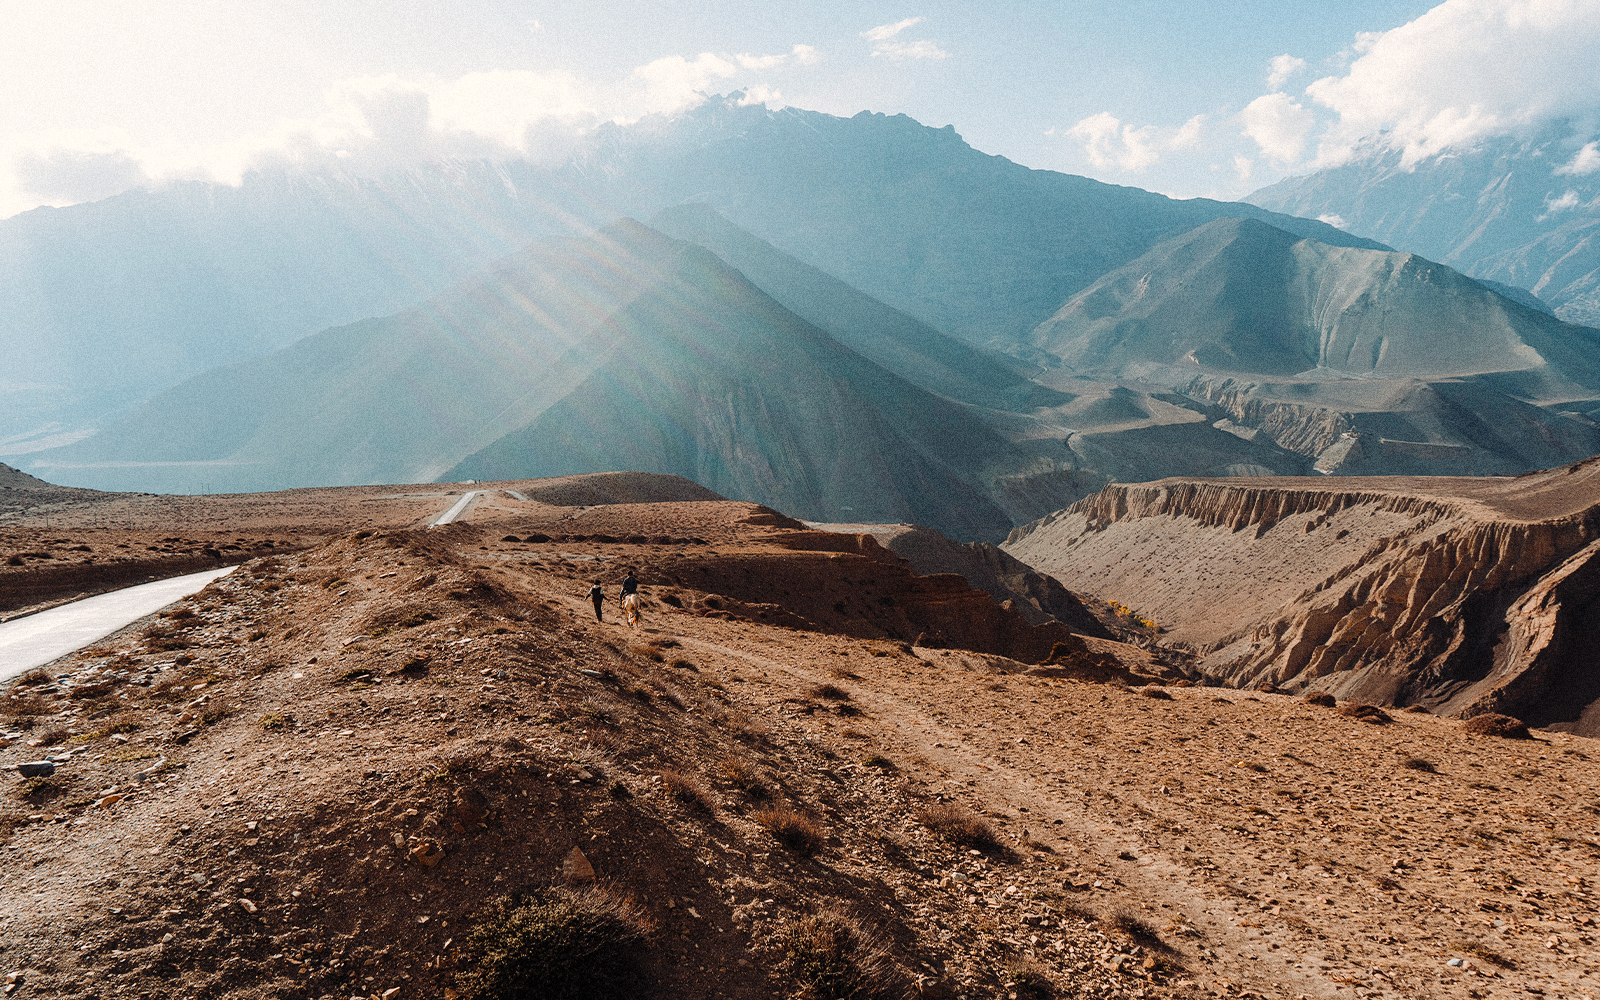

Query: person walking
620 570 640 629
588 581 605 622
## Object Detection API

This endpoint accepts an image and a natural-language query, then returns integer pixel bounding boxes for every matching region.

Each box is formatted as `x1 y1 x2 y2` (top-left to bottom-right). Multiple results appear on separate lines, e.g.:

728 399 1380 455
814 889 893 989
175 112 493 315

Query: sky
2 0 1598 220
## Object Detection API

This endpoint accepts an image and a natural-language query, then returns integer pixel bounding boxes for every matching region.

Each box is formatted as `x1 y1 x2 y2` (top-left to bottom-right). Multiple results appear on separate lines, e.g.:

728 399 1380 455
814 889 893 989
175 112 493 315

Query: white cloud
1317 213 1348 229
12 145 149 203
1067 112 1206 172
862 16 946 60
791 44 822 65
1305 0 1600 168
736 52 787 70
1267 54 1306 90
1543 189 1581 213
1556 141 1600 175
736 85 784 108
629 52 739 116
1233 155 1254 185
1239 92 1315 164
862 17 923 42
871 39 949 61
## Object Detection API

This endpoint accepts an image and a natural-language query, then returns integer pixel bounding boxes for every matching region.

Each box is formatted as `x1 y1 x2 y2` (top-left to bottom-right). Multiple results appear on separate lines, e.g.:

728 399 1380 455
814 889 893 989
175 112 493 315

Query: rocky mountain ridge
1002 460 1600 733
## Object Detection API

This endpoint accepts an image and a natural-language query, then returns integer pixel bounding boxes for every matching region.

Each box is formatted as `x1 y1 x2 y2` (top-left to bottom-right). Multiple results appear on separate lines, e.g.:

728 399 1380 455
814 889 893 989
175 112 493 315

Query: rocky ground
1 475 1596 1000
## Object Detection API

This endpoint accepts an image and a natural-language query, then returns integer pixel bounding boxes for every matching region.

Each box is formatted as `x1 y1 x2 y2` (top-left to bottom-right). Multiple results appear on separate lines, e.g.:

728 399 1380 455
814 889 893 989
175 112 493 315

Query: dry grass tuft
1334 702 1392 724
34 724 71 747
755 805 825 856
1302 692 1336 708
915 803 1010 859
1103 909 1171 952
1458 940 1517 969
659 770 714 812
1139 686 1172 700
1460 713 1531 739
458 887 653 1000
718 756 771 801
810 684 850 701
13 668 55 687
1404 704 1431 713
777 906 906 1000
1400 756 1437 773
1003 956 1057 1000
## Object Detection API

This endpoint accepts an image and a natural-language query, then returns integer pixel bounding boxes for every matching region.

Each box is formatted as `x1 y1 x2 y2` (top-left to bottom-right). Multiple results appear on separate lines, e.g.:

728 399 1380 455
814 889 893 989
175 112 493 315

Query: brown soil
1 474 1596 1000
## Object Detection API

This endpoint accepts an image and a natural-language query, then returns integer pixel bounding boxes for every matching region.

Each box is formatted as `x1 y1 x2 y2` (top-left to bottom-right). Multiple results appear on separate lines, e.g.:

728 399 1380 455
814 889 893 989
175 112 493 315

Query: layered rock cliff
1002 459 1600 733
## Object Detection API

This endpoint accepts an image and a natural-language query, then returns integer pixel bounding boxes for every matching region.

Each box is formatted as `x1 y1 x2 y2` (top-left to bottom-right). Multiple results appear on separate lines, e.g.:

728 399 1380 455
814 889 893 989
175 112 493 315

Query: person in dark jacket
620 571 640 628
588 581 605 622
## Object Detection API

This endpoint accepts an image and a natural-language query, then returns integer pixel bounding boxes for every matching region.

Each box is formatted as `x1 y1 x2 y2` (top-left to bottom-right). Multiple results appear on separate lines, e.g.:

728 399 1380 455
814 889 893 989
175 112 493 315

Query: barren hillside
2 474 1596 1000
1004 459 1600 733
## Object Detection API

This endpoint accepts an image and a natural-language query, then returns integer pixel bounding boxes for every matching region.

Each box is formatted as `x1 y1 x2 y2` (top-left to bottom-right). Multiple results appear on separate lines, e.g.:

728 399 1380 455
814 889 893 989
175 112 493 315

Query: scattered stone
451 787 490 825
410 840 445 868
15 761 56 778
562 846 596 884
238 898 258 914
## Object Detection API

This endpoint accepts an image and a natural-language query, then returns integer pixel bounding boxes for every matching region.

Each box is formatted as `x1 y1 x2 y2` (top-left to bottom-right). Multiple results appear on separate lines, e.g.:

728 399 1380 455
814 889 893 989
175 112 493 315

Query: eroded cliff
1002 458 1600 732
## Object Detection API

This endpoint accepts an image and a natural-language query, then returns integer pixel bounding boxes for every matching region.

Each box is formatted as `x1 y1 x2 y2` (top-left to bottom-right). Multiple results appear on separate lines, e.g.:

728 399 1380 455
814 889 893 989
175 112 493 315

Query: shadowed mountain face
1245 128 1600 327
1023 218 1600 478
648 202 1066 411
1034 217 1600 382
444 223 1023 541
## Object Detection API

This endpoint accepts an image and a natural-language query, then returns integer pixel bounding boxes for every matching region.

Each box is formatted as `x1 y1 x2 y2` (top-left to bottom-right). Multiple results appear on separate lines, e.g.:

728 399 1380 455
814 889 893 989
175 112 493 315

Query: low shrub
1139 686 1172 700
777 907 906 1000
1103 909 1169 951
756 805 825 856
1400 757 1437 773
34 725 71 747
915 803 1009 858
1461 713 1531 739
718 757 771 800
659 770 714 812
811 684 850 701
1302 692 1336 708
457 888 652 1000
1003 957 1057 1000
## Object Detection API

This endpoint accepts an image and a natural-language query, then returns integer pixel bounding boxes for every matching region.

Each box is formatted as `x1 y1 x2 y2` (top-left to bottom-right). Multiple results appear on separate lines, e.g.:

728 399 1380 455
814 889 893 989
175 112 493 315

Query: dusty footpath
0 473 1596 1000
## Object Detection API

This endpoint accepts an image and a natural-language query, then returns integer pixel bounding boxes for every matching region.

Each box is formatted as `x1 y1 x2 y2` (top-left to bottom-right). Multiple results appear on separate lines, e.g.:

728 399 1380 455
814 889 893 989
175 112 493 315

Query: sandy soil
1 474 1595 1000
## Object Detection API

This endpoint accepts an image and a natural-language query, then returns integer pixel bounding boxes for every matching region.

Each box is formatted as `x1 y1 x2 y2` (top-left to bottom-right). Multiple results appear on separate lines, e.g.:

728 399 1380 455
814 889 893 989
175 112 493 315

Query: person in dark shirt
620 571 640 628
588 581 604 622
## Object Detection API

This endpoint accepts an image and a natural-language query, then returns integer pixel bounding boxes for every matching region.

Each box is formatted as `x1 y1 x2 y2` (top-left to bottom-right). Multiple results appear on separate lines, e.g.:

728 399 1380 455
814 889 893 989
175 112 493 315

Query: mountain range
9 98 1600 539
1247 125 1600 327
1 97 1378 452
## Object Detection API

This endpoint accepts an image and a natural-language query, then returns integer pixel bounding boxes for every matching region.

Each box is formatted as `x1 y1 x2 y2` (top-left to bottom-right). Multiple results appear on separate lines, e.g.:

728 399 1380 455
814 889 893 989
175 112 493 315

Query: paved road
430 490 487 527
0 566 237 682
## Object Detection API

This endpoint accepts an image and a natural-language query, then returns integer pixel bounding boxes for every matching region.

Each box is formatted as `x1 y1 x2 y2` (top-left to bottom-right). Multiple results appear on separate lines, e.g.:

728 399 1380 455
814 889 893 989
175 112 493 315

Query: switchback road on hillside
0 566 237 682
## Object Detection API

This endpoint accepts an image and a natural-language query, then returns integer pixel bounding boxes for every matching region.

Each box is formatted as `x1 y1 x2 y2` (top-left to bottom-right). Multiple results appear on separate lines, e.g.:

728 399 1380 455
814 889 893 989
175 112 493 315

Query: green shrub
458 888 652 1000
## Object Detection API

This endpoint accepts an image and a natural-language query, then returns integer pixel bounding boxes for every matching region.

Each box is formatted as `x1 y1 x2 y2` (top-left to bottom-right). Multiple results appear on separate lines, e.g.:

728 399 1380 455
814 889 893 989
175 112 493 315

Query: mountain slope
1245 129 1600 326
1027 218 1600 476
25 221 697 493
648 202 1064 411
445 224 1025 540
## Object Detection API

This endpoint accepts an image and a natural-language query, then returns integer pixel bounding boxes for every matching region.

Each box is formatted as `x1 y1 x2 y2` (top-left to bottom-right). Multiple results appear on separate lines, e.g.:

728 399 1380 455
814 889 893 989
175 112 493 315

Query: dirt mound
489 472 726 507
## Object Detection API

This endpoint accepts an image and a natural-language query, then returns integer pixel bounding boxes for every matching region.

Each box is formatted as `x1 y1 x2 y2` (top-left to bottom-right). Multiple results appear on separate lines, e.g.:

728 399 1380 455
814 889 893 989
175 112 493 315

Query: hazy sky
3 0 1597 219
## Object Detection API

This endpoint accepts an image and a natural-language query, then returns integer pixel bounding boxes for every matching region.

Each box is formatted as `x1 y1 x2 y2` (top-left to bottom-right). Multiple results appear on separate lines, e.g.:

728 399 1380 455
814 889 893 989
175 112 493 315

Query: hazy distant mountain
446 222 1025 540
0 96 1384 450
648 203 1065 411
1030 217 1600 476
31 215 1053 539
1246 128 1600 326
